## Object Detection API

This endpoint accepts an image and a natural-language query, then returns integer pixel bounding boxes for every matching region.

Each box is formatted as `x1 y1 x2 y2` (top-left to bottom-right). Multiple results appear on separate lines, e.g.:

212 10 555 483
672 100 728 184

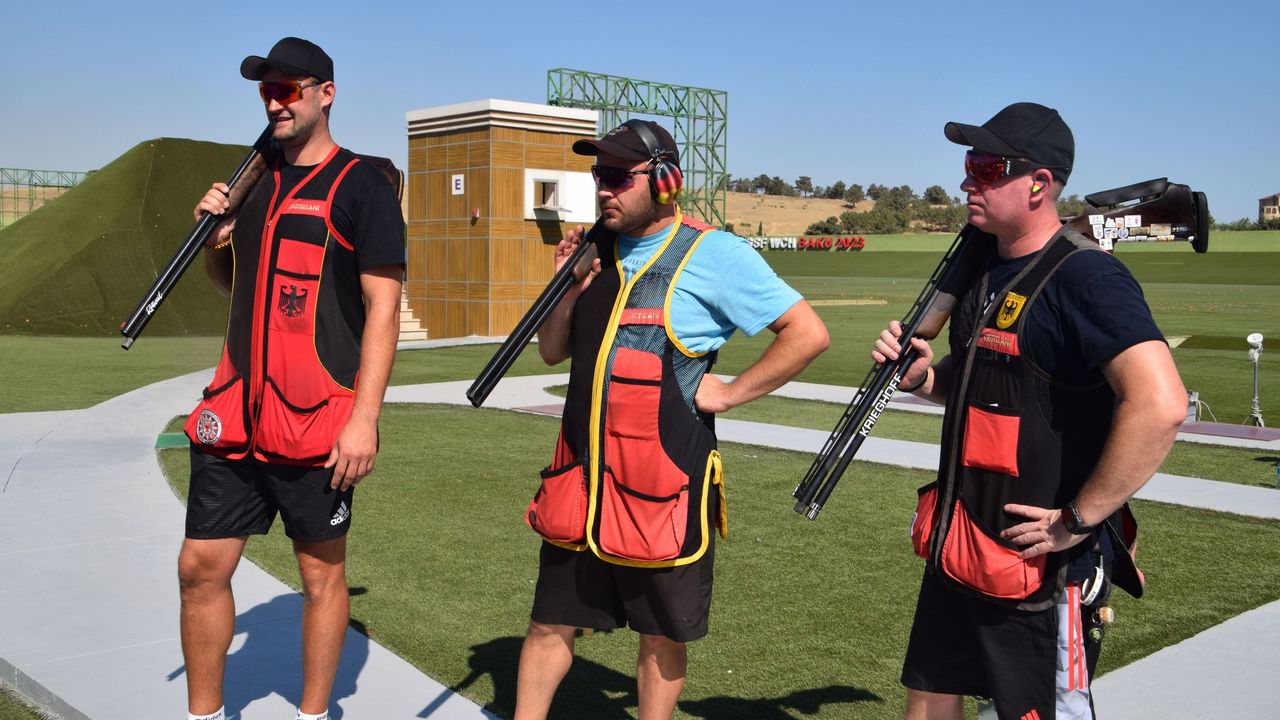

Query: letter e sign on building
451 174 465 195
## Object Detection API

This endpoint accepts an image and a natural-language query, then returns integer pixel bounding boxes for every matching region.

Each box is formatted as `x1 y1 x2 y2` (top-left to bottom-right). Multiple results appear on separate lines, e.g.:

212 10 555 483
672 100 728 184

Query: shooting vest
526 210 727 568
910 228 1144 611
185 145 367 466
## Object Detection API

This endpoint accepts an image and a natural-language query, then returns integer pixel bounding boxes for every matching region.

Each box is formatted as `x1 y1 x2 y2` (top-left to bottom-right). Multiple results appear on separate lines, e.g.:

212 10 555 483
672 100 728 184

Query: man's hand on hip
1001 504 1087 559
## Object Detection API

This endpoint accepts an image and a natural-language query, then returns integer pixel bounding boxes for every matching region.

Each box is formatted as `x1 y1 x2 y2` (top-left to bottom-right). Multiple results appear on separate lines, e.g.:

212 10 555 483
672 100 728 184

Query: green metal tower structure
547 68 728 228
0 168 89 230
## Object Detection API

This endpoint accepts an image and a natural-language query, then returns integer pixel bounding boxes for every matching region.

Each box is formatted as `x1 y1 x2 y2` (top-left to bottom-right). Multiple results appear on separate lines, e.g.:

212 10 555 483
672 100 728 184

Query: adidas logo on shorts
330 501 350 526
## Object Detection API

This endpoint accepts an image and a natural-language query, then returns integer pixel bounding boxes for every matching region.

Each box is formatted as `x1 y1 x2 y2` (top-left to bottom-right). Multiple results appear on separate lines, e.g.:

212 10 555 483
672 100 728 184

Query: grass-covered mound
0 138 248 335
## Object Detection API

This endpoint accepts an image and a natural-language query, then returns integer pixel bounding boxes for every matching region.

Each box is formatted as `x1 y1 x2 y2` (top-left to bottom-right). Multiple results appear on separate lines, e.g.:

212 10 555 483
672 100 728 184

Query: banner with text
747 236 866 252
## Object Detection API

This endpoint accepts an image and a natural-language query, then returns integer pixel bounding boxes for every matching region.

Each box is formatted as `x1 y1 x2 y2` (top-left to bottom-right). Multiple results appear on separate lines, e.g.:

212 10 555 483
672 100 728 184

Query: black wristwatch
1061 501 1096 535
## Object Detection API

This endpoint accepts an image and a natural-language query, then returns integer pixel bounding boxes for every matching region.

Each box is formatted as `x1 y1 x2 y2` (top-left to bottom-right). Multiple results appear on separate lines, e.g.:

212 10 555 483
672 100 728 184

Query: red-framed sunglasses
965 151 1036 185
591 164 650 190
258 79 323 105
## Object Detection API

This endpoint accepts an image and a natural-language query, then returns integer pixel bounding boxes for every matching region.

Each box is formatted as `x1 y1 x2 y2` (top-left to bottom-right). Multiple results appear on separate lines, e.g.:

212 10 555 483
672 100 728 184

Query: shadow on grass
441 634 634 719
434 634 880 719
678 685 882 719
1253 455 1280 487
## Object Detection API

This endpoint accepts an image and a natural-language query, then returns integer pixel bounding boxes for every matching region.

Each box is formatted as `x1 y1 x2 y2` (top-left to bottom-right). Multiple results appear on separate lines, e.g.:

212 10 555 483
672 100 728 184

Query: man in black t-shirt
874 103 1186 719
176 37 404 720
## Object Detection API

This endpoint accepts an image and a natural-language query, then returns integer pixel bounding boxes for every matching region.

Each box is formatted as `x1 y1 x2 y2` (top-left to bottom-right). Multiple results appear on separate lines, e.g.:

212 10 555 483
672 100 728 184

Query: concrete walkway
2 363 1278 718
0 372 497 720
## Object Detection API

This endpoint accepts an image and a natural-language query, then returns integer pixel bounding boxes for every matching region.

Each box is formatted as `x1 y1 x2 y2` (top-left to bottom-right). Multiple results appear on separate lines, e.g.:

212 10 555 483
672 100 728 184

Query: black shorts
901 571 1103 719
186 447 353 542
530 540 715 642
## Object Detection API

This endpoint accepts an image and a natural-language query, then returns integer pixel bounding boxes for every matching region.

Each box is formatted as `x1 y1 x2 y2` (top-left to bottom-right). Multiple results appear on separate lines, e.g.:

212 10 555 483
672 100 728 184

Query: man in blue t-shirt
875 103 1187 719
514 120 829 720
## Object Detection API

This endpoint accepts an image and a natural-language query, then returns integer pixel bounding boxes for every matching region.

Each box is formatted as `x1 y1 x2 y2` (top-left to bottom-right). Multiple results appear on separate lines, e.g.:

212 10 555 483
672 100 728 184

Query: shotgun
792 178 1209 520
466 221 605 408
120 126 404 349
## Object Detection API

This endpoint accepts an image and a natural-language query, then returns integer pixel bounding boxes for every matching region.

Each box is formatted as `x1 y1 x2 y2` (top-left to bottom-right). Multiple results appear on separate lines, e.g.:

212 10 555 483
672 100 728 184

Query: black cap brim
240 55 314 81
572 137 649 161
944 121 1021 157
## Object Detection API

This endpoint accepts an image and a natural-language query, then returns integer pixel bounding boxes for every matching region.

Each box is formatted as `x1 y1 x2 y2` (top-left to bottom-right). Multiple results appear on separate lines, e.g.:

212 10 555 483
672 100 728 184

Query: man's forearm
720 302 829 408
536 287 583 366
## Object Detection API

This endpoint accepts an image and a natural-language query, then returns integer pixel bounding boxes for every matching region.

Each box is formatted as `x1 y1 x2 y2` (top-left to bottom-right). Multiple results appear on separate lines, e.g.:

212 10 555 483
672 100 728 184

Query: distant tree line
1214 217 1280 231
727 173 1124 235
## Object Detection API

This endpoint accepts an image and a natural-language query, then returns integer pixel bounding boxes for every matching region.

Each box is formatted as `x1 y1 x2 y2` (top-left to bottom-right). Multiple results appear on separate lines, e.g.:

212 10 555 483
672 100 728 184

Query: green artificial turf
160 404 1280 720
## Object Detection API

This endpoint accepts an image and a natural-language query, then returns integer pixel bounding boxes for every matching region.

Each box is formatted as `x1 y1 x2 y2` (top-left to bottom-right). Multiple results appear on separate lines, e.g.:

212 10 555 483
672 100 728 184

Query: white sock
296 711 328 720
188 708 225 720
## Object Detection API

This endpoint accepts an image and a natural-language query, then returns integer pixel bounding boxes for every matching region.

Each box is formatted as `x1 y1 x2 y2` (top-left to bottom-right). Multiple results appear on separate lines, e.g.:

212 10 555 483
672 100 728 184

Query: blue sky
4 0 1277 223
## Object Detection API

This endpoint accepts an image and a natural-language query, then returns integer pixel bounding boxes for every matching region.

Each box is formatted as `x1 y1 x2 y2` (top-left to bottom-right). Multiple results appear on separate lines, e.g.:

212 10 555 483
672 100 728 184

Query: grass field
157 405 1280 719
4 231 1277 717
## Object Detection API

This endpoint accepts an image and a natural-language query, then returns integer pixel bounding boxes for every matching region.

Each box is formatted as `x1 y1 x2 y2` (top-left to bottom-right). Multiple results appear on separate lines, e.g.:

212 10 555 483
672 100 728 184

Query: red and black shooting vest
526 210 727 568
911 228 1144 611
185 146 369 466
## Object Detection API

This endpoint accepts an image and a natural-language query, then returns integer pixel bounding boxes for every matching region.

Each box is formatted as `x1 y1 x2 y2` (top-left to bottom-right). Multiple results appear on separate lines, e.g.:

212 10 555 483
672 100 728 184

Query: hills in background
0 138 247 336
724 192 874 236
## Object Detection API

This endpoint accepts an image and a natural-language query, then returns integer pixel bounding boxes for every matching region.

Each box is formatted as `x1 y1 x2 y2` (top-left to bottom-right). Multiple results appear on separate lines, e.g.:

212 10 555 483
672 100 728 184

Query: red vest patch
976 328 1020 356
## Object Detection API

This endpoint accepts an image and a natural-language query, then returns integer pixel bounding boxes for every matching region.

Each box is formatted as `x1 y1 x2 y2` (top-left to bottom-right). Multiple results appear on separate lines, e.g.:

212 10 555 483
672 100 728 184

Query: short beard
272 110 319 147
602 189 659 236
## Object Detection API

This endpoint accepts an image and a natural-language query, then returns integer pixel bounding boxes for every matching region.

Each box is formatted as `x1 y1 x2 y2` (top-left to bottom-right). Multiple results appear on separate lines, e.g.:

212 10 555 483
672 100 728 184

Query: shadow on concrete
167 590 371 719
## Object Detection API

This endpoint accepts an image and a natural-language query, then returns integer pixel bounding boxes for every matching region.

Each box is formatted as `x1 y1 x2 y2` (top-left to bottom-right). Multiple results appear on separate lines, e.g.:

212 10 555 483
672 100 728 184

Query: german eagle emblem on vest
995 291 1027 329
278 284 308 318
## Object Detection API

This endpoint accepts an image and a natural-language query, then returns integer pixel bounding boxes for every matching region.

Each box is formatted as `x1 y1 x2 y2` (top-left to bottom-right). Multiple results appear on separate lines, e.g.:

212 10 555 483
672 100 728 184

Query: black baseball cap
944 102 1073 183
573 120 680 167
240 37 334 82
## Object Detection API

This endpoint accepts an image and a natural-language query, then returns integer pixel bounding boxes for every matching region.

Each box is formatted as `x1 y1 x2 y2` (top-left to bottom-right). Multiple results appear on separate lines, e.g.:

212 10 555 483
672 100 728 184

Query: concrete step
398 290 428 342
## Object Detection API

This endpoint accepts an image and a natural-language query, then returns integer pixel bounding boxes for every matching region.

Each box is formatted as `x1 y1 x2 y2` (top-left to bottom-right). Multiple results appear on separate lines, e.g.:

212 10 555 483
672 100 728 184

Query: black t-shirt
276 159 405 271
982 247 1164 386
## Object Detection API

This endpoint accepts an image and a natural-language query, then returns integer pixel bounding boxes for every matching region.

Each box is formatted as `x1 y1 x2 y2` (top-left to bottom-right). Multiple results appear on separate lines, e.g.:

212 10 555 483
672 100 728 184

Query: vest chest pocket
270 238 323 335
961 403 1021 477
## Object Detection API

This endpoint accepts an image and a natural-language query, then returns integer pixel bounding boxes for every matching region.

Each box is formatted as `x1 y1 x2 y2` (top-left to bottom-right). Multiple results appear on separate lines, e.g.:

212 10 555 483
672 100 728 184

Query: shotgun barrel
466 221 605 408
119 125 275 349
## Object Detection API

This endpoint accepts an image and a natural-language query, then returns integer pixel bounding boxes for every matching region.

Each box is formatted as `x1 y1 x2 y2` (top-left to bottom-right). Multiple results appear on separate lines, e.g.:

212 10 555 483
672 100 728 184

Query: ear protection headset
623 119 683 205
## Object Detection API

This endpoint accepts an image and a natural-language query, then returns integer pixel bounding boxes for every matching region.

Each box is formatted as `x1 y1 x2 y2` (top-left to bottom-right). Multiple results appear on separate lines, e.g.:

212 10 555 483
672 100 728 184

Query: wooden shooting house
404 99 599 338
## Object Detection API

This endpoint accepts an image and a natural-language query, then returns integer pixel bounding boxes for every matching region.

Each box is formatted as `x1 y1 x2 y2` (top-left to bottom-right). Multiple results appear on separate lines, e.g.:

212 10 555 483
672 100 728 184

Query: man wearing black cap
177 37 404 720
874 103 1185 718
513 120 829 719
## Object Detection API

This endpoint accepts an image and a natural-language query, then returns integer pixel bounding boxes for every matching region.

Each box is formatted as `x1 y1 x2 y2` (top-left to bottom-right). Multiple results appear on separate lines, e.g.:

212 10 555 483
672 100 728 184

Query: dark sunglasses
258 79 323 105
591 164 650 190
965 151 1036 185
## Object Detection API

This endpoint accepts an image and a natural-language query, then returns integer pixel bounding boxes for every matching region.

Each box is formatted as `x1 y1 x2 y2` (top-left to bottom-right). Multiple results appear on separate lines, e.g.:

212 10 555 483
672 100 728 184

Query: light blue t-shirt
616 224 803 353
